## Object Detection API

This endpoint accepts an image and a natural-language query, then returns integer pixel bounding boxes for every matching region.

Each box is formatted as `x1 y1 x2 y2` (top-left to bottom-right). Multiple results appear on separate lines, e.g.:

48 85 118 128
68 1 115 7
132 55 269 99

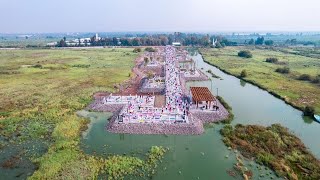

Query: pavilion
190 87 216 109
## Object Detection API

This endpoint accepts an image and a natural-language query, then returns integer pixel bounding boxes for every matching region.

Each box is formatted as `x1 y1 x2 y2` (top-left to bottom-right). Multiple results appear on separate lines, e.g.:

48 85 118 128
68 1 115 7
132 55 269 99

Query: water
80 52 320 180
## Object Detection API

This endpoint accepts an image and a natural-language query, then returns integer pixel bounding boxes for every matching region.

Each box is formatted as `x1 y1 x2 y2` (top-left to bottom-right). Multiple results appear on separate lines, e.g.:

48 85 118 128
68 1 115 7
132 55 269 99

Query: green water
77 52 320 179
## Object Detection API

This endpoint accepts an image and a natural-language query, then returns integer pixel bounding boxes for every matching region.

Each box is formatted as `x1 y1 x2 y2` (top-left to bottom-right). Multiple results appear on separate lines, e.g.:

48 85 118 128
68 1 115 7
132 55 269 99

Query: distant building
212 38 218 47
46 42 57 47
95 33 101 41
172 42 181 46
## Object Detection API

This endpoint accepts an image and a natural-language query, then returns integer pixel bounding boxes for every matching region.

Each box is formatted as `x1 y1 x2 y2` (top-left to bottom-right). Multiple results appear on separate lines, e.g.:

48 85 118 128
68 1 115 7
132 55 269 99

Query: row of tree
246 37 274 46
55 33 239 47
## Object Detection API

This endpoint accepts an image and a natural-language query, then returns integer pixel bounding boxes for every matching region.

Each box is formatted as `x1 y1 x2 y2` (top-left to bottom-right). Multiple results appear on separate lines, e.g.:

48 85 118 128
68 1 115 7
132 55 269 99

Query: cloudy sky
0 0 319 33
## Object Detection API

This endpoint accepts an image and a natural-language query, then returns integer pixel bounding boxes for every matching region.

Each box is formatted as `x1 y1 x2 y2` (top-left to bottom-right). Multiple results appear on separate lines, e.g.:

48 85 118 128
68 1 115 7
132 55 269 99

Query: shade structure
190 87 215 102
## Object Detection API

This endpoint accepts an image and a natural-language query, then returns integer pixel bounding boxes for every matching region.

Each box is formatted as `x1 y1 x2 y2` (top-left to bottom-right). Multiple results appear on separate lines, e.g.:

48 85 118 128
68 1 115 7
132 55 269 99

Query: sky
0 0 319 33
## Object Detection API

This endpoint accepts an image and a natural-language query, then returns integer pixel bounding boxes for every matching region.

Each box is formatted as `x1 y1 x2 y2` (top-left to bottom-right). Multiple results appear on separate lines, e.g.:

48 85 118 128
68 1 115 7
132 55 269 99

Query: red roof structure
190 87 215 102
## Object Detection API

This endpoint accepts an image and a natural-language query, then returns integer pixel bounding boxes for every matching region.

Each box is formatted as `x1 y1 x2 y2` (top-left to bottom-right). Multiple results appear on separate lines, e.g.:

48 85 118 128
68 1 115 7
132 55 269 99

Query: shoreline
198 50 306 114
88 89 229 135
86 48 230 135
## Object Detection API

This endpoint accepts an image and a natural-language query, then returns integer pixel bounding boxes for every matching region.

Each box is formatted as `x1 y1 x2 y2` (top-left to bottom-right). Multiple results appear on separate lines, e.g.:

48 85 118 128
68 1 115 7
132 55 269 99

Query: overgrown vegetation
221 124 320 180
216 96 234 124
0 48 165 179
102 146 167 180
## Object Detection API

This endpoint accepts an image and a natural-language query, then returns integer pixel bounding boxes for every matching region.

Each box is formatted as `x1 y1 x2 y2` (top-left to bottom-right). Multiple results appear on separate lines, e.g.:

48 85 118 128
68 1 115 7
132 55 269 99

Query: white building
172 42 181 46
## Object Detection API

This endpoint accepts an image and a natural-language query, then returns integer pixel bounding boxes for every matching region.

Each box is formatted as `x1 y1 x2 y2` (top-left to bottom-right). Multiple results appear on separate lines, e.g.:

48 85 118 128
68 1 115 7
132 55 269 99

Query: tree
303 106 315 116
238 50 252 58
215 41 223 48
57 39 67 47
112 37 118 46
132 38 141 46
248 39 254 45
240 70 248 78
265 40 274 46
255 36 264 45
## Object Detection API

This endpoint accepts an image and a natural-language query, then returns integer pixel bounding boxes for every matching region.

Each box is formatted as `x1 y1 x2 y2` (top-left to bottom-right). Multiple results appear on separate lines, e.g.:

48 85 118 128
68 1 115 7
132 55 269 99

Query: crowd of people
103 46 191 124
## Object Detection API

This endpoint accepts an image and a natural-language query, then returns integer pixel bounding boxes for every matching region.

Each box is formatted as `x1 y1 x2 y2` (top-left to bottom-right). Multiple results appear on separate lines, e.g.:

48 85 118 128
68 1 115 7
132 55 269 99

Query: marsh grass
220 124 320 180
0 48 168 179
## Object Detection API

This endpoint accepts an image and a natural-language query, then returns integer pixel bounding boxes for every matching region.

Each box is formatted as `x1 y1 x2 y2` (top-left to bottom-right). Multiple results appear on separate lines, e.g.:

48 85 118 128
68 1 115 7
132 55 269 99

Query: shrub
144 57 149 65
298 74 312 81
72 64 90 68
32 64 43 68
303 106 315 116
265 40 274 46
238 50 252 58
311 76 320 84
145 47 156 52
240 70 248 78
266 57 278 63
275 67 290 74
133 48 141 53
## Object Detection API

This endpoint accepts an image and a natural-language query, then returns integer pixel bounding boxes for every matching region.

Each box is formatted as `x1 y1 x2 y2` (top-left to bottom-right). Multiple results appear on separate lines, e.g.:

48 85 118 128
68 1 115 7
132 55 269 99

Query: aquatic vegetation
0 48 146 178
206 69 221 78
103 155 144 179
220 124 320 180
101 146 167 180
216 96 234 124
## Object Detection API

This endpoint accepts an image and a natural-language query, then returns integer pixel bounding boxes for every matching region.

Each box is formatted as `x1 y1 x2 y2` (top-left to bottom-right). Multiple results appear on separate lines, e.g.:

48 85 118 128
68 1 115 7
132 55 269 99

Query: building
172 42 181 46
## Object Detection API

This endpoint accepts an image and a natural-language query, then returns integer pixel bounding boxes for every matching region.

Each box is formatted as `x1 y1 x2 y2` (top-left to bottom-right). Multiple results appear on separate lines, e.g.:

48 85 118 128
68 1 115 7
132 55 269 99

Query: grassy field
200 47 320 114
0 48 166 179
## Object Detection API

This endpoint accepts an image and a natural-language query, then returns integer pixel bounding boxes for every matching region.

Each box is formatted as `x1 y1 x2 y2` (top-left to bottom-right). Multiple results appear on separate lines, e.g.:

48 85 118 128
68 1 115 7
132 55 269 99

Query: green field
0 48 166 179
200 47 320 114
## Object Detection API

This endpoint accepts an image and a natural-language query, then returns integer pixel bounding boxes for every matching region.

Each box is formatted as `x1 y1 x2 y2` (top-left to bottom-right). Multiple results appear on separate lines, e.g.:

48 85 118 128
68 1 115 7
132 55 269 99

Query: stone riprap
88 46 229 135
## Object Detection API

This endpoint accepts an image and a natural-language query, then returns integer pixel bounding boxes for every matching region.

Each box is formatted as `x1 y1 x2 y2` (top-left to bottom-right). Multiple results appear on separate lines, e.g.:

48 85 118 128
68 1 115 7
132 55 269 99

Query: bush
311 76 320 84
238 50 252 58
265 40 274 46
266 57 278 63
32 64 43 68
240 70 247 78
133 48 141 53
297 74 312 81
144 57 149 65
303 106 315 116
275 67 290 74
145 47 156 52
